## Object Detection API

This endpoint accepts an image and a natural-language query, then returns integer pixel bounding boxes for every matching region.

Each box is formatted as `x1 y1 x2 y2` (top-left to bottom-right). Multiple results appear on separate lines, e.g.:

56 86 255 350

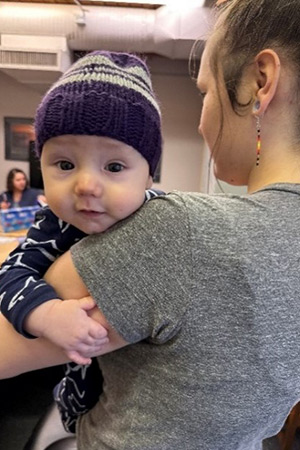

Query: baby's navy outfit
0 188 164 433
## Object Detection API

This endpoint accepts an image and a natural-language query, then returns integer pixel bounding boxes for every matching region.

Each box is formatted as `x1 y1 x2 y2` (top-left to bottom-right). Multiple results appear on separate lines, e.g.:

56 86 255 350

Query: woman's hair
6 168 28 192
211 0 300 114
190 0 300 176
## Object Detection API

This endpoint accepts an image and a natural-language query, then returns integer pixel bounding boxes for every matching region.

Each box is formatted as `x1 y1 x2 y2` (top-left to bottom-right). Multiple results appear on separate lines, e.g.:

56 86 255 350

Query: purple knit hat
34 51 162 176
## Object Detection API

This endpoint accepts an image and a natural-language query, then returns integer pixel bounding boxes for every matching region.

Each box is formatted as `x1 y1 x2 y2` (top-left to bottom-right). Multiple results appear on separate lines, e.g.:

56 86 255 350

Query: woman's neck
247 144 300 193
13 190 23 203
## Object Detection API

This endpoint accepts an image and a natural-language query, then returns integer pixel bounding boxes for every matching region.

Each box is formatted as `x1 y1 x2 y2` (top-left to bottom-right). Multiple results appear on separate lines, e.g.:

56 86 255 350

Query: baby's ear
146 175 153 189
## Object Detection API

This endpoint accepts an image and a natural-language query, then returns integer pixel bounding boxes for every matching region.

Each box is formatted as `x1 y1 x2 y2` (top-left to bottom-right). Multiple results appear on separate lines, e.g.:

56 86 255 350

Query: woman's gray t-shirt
71 184 300 450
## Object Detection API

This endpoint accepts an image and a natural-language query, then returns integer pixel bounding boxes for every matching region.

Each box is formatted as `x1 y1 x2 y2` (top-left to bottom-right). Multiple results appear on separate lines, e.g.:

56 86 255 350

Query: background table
0 227 28 264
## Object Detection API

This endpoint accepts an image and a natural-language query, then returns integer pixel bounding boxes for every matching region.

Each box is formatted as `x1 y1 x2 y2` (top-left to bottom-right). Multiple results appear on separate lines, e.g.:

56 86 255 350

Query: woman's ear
252 49 281 115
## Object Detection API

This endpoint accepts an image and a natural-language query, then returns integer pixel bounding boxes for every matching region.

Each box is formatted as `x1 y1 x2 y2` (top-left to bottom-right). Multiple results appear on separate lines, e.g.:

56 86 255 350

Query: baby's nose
75 173 103 196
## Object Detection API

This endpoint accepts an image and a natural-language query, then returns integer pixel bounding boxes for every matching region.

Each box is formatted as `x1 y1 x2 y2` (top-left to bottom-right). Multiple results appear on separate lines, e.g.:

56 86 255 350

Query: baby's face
41 135 152 234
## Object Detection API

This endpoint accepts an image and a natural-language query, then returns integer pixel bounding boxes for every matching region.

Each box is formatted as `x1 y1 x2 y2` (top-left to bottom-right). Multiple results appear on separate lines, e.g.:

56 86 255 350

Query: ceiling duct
0 2 213 91
0 34 71 90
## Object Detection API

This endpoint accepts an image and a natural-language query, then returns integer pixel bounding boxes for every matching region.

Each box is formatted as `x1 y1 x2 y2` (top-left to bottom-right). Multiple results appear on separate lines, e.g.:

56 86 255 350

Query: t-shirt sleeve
71 193 192 345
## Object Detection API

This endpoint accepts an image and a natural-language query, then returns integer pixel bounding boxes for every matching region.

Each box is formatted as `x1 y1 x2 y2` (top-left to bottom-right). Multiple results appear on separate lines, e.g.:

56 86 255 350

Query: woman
0 168 45 209
1 0 300 448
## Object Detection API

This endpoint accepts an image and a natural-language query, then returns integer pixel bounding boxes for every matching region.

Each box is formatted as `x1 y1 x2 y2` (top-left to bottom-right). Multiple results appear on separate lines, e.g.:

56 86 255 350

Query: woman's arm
0 313 68 378
44 251 128 354
0 250 128 380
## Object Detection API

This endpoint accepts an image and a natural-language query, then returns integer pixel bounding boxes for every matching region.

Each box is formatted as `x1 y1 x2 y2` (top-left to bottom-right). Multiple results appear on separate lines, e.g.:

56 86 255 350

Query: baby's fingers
66 350 91 365
88 320 108 340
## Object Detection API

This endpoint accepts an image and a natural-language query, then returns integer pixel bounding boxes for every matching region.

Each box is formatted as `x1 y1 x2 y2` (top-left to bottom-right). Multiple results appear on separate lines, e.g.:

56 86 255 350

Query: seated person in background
0 167 46 209
0 50 163 433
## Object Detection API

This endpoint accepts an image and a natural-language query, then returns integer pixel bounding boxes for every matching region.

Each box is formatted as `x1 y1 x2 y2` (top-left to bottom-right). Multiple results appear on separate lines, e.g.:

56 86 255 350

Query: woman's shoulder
23 187 43 197
25 187 42 194
0 190 10 200
20 187 43 206
149 190 251 214
136 185 298 237
145 190 271 238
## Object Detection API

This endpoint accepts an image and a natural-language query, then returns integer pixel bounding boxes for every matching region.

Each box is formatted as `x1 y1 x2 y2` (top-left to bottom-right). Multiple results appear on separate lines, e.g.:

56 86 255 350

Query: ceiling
2 0 215 7
2 0 163 8
0 0 214 92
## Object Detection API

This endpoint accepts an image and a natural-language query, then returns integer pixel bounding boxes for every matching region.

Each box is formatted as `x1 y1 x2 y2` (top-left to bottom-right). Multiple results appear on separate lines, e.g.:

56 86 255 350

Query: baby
0 50 163 432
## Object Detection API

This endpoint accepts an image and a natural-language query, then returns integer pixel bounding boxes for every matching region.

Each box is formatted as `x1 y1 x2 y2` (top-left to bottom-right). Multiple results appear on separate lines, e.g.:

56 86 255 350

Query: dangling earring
255 115 261 166
253 100 261 166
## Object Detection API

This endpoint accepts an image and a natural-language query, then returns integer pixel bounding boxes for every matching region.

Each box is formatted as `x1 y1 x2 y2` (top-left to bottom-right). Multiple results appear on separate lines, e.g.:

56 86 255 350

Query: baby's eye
57 160 74 171
105 162 124 173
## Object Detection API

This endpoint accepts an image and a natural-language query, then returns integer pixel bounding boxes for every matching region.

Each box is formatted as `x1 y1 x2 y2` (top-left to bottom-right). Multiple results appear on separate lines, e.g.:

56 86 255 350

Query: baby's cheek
46 193 67 218
113 196 141 219
43 191 56 213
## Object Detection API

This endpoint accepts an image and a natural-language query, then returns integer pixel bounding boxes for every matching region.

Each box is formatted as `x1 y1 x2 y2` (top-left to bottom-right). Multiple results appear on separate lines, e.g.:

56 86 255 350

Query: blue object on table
0 205 40 232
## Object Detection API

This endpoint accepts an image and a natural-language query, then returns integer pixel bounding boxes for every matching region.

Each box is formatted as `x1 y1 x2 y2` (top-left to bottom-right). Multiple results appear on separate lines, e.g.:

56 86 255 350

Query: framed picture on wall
4 117 35 161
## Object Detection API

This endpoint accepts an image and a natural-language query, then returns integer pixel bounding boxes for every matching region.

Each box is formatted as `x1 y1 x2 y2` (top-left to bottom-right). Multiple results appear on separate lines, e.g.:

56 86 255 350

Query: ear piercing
253 100 261 112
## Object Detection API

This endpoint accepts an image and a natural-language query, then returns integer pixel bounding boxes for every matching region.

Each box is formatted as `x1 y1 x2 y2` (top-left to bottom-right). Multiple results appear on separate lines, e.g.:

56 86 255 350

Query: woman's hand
0 200 10 209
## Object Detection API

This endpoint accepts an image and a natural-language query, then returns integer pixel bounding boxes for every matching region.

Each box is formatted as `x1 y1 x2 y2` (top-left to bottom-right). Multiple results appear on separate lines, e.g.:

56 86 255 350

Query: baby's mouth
78 209 104 216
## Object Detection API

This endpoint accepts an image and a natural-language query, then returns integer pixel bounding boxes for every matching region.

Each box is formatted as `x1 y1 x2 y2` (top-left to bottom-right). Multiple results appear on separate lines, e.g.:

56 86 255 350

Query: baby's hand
24 297 109 364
